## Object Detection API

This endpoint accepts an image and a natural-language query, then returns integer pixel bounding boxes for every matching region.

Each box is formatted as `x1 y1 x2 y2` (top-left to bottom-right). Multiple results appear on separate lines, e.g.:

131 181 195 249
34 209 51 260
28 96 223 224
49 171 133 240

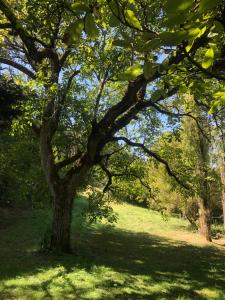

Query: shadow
74 227 225 298
0 213 225 299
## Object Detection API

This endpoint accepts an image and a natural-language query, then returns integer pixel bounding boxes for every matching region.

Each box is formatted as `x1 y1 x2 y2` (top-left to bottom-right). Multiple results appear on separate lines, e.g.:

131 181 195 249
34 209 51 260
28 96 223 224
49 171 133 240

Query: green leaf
185 41 194 52
209 90 225 113
199 0 223 12
113 39 131 47
165 0 194 14
109 13 120 27
85 14 98 38
202 48 214 69
117 65 142 81
185 26 206 51
142 32 157 41
63 20 84 44
124 9 141 29
151 89 165 101
209 100 222 114
214 91 225 99
159 31 188 46
143 38 162 50
213 21 224 34
143 61 155 79
70 3 89 14
163 14 185 28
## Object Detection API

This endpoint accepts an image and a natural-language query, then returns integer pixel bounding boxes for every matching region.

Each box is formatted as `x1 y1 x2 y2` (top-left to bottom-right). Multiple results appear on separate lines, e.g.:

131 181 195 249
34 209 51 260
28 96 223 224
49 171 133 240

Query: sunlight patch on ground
0 203 225 299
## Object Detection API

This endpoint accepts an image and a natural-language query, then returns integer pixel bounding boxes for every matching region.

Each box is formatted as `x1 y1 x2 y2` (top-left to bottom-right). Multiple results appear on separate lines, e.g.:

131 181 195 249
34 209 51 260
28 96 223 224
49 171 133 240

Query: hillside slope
0 202 225 300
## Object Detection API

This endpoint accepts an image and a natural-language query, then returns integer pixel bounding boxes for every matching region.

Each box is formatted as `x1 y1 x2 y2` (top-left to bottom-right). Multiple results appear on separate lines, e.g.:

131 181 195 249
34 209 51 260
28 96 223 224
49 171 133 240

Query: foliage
0 76 24 128
0 131 49 208
85 188 118 224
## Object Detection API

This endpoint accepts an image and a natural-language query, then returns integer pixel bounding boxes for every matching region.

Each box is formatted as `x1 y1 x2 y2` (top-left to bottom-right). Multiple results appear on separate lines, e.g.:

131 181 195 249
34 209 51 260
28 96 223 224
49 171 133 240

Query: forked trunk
50 187 75 253
198 198 212 242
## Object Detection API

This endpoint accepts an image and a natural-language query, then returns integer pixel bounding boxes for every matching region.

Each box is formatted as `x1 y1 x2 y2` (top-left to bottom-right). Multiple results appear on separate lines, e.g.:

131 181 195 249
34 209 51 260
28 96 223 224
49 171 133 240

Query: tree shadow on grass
1 220 225 299
74 227 225 298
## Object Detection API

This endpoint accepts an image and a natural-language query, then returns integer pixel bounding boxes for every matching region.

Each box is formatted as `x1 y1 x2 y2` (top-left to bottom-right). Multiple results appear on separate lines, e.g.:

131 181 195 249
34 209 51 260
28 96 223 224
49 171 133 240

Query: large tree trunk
198 198 212 242
222 191 225 228
39 126 75 253
195 112 212 242
220 157 225 227
50 187 75 253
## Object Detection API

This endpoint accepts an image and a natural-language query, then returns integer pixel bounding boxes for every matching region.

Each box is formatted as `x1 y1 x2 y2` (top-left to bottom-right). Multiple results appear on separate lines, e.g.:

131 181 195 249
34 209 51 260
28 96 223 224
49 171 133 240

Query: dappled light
1 0 225 299
0 204 225 299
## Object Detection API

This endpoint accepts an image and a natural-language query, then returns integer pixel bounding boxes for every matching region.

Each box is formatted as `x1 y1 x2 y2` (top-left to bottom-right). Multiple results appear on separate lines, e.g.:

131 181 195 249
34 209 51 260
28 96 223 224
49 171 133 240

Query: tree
213 110 225 227
144 92 221 240
165 94 213 241
0 0 225 252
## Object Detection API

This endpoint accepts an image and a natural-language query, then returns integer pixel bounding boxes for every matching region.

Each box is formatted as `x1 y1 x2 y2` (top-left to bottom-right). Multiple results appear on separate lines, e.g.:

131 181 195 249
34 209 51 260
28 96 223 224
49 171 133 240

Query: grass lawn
0 199 225 300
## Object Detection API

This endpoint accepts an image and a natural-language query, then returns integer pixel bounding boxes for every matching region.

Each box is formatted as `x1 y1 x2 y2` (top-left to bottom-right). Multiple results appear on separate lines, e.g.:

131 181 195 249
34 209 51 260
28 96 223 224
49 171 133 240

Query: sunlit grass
0 200 225 299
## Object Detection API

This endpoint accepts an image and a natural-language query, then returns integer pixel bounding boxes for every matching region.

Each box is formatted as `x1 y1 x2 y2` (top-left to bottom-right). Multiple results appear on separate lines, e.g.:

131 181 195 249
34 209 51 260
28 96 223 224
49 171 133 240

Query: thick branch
96 32 207 138
109 87 177 136
0 22 12 29
0 57 35 79
98 76 147 129
56 150 82 170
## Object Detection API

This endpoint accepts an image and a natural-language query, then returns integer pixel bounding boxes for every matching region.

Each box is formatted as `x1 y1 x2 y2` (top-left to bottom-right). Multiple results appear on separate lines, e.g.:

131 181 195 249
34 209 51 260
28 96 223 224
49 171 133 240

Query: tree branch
0 0 38 60
183 47 225 81
93 75 108 121
56 150 82 170
100 162 114 192
98 76 147 129
61 69 80 103
108 87 177 136
59 48 72 68
148 101 211 142
111 136 189 189
0 22 12 29
100 161 152 194
0 57 35 79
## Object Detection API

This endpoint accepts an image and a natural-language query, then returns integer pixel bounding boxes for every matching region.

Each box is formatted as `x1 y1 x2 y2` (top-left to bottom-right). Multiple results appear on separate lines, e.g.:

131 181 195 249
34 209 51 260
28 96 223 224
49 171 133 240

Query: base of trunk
50 236 72 254
48 190 74 253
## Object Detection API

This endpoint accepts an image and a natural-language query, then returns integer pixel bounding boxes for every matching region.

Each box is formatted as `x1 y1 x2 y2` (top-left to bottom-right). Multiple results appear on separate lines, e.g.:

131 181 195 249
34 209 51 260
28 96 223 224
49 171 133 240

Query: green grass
0 200 225 299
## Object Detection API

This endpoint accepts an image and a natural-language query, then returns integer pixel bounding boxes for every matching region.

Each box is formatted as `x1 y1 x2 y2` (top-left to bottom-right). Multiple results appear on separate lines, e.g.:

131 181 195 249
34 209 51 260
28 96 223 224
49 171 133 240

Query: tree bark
50 186 75 253
195 109 212 242
220 160 225 228
198 198 212 241
39 124 76 253
222 191 225 228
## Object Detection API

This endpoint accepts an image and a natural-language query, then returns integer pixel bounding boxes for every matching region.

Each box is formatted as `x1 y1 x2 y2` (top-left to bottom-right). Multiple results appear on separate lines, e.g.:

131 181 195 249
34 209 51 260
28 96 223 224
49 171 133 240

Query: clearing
0 201 225 300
